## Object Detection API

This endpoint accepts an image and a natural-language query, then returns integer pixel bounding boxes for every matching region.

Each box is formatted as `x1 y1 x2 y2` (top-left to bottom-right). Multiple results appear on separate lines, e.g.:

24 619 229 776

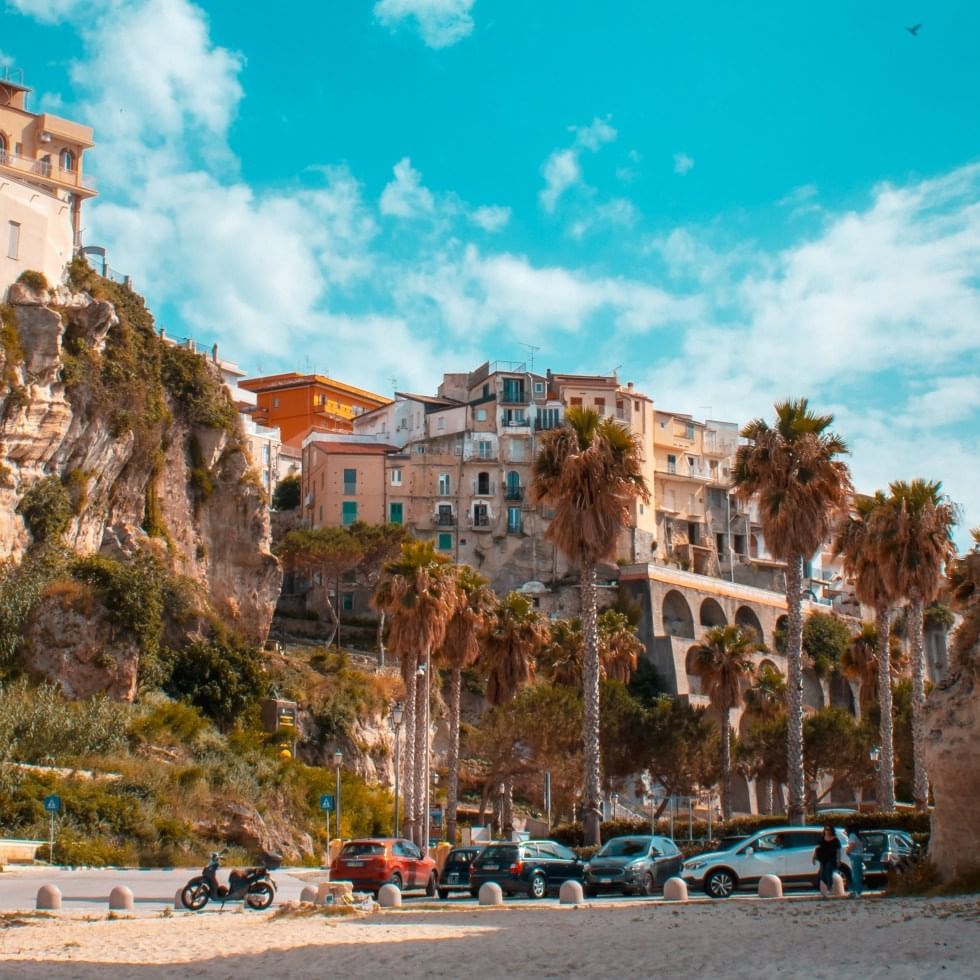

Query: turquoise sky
3 1 979 540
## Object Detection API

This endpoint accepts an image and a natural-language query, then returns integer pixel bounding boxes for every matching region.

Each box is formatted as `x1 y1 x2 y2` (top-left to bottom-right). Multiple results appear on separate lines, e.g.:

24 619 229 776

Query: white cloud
539 149 582 213
6 0 93 23
469 205 511 233
574 117 617 152
379 157 436 219
673 152 695 175
373 0 475 48
569 198 637 240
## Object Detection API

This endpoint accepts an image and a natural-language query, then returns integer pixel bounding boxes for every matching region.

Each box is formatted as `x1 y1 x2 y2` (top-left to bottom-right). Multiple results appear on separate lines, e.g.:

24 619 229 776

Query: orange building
238 373 391 445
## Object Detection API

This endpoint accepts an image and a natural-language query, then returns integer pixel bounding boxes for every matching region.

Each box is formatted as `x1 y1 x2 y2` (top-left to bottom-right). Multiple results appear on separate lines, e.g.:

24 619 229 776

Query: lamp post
334 749 343 842
432 771 441 843
391 702 404 837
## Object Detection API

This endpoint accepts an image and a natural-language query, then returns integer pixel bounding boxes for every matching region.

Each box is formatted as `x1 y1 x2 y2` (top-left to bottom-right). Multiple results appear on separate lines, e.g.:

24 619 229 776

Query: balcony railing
504 485 523 501
0 149 97 191
435 512 456 526
657 462 710 481
501 418 530 427
470 513 491 529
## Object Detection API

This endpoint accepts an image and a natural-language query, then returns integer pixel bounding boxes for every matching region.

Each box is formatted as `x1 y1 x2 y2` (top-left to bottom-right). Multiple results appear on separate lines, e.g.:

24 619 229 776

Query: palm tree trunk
377 610 386 669
502 774 514 836
784 554 806 825
413 652 429 846
401 650 418 840
446 665 462 844
581 562 602 846
762 777 773 815
721 707 732 821
909 594 929 811
875 603 897 811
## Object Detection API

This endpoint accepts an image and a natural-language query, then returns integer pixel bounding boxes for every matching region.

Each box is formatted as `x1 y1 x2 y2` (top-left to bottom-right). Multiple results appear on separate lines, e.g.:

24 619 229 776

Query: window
570 397 583 408
272 397 280 409
437 503 454 525
262 444 271 464
716 533 726 555
685 422 695 440
502 378 525 402
734 534 745 555
438 473 451 496
477 472 491 495
534 381 545 395
391 468 402 486
594 397 606 414
505 471 521 500
473 503 489 527
537 407 560 430
477 441 493 459
342 501 357 526
437 532 453 551
341 592 354 612
60 148 75 172
510 440 526 461
667 453 677 474
475 408 487 422
507 506 522 533
343 468 357 495
437 417 445 431
318 504 323 523
389 502 403 524
7 221 20 260
0 134 6 163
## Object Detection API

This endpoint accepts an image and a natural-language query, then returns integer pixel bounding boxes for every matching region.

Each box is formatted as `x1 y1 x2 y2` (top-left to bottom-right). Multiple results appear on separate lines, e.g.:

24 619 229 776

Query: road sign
319 794 335 812
43 794 62 813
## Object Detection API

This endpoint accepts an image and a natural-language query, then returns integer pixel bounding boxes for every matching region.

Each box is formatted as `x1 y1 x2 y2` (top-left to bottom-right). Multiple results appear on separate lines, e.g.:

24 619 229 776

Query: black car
858 830 920 885
583 834 683 896
437 846 483 899
469 840 585 899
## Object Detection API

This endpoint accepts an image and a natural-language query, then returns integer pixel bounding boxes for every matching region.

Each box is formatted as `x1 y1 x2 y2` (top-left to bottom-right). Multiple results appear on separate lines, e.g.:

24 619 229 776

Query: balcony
506 521 523 535
469 511 492 531
501 417 530 428
0 149 97 195
657 462 710 482
435 512 456 527
466 448 498 462
504 485 524 501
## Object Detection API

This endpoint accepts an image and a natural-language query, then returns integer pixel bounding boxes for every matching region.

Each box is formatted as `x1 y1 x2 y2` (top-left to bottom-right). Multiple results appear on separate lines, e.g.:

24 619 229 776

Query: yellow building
1 71 96 291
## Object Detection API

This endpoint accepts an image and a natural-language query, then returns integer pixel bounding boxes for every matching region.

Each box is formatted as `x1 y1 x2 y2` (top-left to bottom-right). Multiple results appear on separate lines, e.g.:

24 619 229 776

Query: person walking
813 824 842 897
845 827 865 897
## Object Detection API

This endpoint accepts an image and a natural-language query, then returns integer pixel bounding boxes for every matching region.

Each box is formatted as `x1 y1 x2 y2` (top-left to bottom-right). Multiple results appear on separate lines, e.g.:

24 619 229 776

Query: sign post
320 794 335 844
43 794 61 863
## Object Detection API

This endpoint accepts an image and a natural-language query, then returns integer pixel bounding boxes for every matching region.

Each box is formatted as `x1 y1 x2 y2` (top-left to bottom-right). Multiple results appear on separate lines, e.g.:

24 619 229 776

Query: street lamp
334 749 343 841
391 702 404 837
869 745 880 771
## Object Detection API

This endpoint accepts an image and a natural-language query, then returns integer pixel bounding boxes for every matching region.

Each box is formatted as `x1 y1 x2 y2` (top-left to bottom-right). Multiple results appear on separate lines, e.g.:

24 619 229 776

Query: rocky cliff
0 268 281 698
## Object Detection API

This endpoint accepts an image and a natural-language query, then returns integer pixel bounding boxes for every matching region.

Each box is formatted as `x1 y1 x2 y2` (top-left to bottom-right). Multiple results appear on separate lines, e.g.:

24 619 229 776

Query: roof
310 442 398 457
239 372 390 405
395 391 461 407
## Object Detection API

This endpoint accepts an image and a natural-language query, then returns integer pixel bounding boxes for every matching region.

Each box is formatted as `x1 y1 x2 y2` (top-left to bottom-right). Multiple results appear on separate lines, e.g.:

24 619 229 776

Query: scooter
180 849 277 911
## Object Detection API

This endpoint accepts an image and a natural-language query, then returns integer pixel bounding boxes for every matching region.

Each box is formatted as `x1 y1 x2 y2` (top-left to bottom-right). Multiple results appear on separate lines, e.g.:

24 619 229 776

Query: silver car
682 826 852 898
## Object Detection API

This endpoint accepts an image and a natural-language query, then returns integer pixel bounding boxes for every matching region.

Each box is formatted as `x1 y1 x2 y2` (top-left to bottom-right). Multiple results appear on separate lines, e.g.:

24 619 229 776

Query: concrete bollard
36 884 62 911
662 877 688 902
758 874 783 899
174 889 186 909
300 885 318 903
478 882 504 906
109 885 134 911
559 880 584 905
378 883 402 908
831 872 847 898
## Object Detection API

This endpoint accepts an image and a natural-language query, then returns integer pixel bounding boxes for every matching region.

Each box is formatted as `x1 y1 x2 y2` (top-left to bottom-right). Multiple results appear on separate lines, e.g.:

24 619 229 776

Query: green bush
16 477 73 545
272 475 301 511
161 345 236 432
0 545 69 664
17 269 49 291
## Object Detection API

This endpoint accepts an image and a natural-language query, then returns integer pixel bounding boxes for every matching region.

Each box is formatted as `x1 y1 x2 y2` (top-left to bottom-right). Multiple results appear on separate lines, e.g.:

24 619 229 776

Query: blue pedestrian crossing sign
319 794 335 812
43 794 62 813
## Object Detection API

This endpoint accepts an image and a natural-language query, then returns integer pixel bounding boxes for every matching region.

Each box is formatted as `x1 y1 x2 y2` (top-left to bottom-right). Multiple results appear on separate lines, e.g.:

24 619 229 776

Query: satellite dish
517 580 548 594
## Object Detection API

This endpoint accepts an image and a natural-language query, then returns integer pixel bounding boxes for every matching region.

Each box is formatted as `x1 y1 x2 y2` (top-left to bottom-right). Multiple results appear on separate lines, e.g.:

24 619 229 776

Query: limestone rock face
922 661 980 882
194 800 315 864
1 286 281 666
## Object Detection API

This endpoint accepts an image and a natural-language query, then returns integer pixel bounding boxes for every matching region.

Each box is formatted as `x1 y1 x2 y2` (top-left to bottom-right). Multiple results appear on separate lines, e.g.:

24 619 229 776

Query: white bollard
758 874 783 899
299 885 318 903
174 888 186 909
662 877 688 902
36 884 62 910
831 872 847 898
559 880 584 905
109 885 134 911
378 883 402 908
478 882 504 906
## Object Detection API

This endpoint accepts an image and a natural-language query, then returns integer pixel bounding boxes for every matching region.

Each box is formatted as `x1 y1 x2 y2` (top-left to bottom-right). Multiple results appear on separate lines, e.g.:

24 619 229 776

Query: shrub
16 477 73 545
272 475 301 511
63 469 91 515
128 694 210 749
16 270 49 292
0 545 69 664
161 345 236 432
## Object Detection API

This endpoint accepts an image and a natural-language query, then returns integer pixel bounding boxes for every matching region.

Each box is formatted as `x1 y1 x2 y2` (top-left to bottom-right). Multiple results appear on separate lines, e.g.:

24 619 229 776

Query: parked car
469 840 584 899
858 830 920 885
331 838 438 897
438 846 483 899
583 835 683 896
681 826 852 898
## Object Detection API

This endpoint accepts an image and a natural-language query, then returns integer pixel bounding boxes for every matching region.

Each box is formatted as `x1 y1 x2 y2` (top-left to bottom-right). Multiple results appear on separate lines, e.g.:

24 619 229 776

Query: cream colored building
1 72 96 293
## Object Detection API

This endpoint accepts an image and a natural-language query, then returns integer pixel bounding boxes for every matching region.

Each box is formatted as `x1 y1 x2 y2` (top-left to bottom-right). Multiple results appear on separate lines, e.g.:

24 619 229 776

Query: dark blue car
469 840 585 899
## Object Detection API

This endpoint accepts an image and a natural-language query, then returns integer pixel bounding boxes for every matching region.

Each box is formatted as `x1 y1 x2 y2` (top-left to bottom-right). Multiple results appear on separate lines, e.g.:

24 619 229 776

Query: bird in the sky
906 24 922 36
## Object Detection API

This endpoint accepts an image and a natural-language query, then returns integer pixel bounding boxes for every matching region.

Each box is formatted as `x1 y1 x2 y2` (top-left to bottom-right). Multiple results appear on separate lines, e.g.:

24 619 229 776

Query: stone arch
735 605 764 644
829 673 855 714
731 773 752 815
663 590 695 639
758 657 780 675
699 597 727 629
685 645 702 695
774 615 789 654
802 667 824 710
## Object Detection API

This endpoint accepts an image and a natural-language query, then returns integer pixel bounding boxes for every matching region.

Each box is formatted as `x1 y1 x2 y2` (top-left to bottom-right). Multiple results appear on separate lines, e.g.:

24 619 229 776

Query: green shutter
342 501 357 526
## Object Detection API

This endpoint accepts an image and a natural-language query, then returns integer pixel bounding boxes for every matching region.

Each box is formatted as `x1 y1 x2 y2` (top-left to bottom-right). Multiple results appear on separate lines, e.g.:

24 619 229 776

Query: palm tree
690 625 764 820
833 492 897 811
532 406 649 845
742 663 787 814
372 540 455 844
542 610 643 687
481 592 549 833
946 527 980 669
841 622 881 711
437 565 495 843
734 398 851 824
878 480 957 810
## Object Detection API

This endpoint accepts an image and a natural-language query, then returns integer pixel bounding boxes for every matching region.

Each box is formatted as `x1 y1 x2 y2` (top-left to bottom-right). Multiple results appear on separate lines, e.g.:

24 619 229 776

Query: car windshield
860 833 888 851
475 846 517 867
340 842 384 857
598 837 652 858
447 850 477 865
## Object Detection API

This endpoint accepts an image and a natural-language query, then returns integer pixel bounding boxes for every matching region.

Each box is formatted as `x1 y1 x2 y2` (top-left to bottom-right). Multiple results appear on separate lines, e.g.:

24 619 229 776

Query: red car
331 837 438 897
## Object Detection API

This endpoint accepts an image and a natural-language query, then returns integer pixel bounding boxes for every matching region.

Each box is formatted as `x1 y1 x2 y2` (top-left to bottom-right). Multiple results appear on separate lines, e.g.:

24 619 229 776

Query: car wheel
425 874 437 898
529 873 547 900
437 888 449 900
390 872 403 891
705 869 736 898
642 872 656 896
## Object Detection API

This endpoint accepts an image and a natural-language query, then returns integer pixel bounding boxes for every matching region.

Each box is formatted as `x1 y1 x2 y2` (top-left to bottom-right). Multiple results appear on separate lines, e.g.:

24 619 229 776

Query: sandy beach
0 896 977 979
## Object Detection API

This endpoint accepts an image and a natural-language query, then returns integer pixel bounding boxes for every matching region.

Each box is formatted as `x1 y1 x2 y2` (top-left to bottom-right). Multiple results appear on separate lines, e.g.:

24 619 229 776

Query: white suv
682 826 851 898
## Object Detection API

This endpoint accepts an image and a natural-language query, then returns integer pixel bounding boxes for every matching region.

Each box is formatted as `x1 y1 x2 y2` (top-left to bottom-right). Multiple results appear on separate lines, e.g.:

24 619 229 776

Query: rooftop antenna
390 376 398 394
611 364 622 378
519 342 541 373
